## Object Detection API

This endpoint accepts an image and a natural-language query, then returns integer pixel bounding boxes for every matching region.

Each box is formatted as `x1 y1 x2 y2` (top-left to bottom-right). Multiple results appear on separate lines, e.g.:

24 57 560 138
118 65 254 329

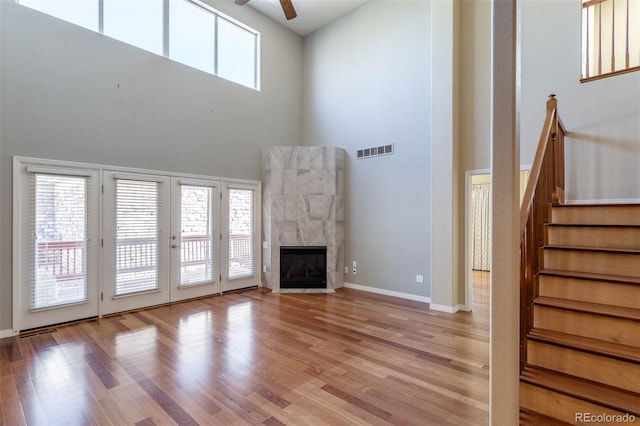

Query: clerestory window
17 0 260 89
581 0 640 81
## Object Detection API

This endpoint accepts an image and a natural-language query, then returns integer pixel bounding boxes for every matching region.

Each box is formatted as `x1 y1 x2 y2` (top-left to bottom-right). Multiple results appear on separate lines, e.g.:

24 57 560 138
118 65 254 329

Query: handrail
519 94 566 371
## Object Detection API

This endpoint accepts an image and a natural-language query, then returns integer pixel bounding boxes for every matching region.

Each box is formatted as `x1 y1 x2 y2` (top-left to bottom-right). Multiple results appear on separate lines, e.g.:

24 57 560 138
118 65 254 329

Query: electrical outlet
263 265 267 273
344 267 349 274
352 268 357 275
416 274 424 283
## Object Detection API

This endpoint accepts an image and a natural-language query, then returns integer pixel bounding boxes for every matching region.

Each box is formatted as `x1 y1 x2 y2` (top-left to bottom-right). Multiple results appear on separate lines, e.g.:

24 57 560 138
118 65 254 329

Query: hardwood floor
1 278 490 426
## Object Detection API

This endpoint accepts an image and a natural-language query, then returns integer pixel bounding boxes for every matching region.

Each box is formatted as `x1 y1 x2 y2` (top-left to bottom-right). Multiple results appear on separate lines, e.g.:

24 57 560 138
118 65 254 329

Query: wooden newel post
547 94 558 138
546 94 565 204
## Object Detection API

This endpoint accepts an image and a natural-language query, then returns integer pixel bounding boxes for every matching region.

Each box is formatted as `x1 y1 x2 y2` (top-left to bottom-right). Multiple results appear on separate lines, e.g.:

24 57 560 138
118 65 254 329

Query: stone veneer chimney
262 146 345 292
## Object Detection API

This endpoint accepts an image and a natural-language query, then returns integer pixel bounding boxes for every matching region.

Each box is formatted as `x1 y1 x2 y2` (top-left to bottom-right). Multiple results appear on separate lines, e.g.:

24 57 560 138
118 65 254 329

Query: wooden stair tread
527 328 640 363
547 223 640 228
552 203 640 208
543 245 640 254
534 296 640 321
519 408 572 425
539 269 640 286
520 366 640 416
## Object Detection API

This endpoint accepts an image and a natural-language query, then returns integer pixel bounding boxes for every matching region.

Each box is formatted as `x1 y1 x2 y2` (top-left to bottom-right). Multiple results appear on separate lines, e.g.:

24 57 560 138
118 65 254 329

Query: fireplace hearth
280 246 327 289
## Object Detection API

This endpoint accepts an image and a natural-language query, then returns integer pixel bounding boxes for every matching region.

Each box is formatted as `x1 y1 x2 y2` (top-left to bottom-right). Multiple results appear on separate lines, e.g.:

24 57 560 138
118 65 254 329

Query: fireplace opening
280 246 327 289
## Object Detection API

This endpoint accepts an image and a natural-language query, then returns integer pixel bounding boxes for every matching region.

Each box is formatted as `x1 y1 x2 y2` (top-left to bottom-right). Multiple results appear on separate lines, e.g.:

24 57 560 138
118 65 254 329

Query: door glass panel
115 179 161 295
228 188 254 279
33 174 88 309
180 185 215 286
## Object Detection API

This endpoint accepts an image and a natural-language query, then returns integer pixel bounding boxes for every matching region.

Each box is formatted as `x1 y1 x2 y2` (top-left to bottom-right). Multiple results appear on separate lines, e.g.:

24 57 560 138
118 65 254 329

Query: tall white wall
0 0 303 331
302 1 431 298
521 0 640 203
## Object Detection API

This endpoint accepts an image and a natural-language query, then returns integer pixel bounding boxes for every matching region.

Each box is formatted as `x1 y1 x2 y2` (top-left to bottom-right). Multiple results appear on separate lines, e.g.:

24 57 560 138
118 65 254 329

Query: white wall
521 0 640 203
0 0 303 331
302 1 431 297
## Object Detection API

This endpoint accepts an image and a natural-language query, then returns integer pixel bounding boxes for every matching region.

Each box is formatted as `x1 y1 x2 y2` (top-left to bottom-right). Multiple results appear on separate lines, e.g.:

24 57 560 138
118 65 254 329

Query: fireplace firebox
280 246 327 289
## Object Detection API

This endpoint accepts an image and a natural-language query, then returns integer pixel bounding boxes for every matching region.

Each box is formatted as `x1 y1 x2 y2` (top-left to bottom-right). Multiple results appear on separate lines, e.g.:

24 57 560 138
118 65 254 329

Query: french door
170 178 221 301
15 158 261 331
102 172 171 315
222 183 259 292
16 166 100 331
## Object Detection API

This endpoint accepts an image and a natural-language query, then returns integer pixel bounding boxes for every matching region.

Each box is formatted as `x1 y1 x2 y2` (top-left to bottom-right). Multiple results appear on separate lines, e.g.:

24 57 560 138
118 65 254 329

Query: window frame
15 0 260 90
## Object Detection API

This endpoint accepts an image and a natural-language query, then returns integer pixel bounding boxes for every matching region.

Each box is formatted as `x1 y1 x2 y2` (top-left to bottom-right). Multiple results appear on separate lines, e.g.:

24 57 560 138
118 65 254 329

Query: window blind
114 179 163 296
228 188 255 280
30 173 90 310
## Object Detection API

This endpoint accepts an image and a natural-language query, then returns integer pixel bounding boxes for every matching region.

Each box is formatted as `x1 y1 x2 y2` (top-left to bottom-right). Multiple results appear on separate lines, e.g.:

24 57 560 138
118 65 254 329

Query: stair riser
538 276 640 309
543 250 640 277
533 305 638 347
527 341 640 393
546 226 640 250
551 205 640 225
520 382 635 425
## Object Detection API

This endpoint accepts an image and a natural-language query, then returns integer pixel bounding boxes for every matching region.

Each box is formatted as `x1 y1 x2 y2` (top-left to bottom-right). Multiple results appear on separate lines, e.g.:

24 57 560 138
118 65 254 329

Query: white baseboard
343 282 431 304
0 329 16 339
429 303 463 313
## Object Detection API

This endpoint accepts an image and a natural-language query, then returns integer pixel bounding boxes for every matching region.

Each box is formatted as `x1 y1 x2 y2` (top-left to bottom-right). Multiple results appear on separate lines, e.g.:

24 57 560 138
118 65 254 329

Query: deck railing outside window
582 0 640 81
38 234 251 283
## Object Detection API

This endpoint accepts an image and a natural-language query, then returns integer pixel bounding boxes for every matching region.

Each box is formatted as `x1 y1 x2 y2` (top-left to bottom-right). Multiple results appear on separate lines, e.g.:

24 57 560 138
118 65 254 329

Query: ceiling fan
234 0 297 21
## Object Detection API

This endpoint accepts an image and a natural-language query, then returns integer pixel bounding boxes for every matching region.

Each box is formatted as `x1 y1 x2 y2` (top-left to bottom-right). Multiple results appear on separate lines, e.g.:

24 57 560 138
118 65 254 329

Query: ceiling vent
356 143 394 160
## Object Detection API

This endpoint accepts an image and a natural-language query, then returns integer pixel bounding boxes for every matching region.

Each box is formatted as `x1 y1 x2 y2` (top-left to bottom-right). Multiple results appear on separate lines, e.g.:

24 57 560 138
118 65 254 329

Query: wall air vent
356 143 394 160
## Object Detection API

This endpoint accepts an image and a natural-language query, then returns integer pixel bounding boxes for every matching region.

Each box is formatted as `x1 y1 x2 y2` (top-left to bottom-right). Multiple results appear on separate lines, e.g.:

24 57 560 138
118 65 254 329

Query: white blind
179 185 215 286
114 179 163 295
228 188 255 280
29 173 90 310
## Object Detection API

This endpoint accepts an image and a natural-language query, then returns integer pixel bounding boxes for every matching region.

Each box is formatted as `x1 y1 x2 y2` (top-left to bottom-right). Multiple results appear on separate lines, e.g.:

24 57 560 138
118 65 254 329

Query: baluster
612 0 616 72
586 6 591 78
625 0 630 68
598 2 603 75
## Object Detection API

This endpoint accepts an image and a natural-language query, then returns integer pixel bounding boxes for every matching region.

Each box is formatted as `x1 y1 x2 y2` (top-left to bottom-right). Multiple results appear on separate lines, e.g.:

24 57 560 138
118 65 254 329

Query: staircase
519 203 640 424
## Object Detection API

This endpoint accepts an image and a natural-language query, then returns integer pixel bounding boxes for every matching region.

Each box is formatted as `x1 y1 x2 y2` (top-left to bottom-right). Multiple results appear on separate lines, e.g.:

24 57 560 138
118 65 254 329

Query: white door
16 167 100 331
102 172 171 314
222 183 260 292
169 178 221 301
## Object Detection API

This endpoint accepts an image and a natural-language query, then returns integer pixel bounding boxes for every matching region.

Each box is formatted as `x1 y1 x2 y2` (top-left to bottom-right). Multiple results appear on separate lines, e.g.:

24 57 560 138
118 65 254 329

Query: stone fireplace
262 146 345 292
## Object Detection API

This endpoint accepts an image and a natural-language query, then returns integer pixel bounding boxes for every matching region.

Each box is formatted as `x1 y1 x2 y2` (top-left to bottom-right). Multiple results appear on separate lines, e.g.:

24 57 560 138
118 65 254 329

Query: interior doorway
464 168 531 312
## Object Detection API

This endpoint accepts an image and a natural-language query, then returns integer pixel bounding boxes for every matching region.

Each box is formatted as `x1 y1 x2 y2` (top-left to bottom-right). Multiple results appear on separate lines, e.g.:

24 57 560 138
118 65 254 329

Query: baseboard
343 282 431 304
0 329 16 340
429 303 461 313
565 197 640 204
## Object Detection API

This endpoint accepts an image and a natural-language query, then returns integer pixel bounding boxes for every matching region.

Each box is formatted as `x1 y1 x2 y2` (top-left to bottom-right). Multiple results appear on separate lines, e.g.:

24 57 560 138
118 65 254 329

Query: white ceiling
243 0 372 36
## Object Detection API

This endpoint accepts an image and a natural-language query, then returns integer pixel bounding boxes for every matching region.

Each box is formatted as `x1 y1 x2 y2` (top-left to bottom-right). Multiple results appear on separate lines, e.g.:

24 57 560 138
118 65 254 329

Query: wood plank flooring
1 275 489 425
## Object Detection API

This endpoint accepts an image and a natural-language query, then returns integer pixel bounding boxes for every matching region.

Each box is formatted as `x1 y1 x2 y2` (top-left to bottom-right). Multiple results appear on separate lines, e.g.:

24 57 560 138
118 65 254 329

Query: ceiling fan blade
279 0 297 20
235 0 250 5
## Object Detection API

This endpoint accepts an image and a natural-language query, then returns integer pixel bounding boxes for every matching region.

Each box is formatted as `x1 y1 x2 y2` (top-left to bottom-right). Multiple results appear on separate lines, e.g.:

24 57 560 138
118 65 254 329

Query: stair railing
519 94 566 371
